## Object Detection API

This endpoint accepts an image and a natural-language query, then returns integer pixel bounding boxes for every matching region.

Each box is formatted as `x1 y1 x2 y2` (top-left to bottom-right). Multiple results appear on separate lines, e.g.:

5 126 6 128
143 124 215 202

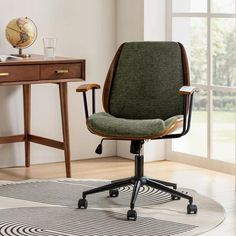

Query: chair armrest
179 86 199 95
76 83 101 119
179 86 198 136
76 83 101 92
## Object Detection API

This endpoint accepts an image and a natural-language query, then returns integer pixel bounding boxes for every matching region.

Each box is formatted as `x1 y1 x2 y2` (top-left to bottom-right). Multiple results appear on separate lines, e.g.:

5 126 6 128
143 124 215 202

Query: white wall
116 0 144 46
0 0 117 168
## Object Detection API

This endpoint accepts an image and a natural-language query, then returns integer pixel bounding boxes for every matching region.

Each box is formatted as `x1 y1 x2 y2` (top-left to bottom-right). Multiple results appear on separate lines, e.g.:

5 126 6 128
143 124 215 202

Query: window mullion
207 0 213 160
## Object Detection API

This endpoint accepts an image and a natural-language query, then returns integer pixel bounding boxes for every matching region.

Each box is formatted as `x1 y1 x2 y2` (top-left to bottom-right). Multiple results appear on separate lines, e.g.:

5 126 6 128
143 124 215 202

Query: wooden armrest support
179 86 199 95
76 83 101 92
76 83 100 118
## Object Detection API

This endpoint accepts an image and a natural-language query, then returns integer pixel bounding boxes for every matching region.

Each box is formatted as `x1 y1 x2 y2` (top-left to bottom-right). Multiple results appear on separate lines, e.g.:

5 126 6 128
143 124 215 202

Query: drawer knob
0 72 9 77
56 69 69 74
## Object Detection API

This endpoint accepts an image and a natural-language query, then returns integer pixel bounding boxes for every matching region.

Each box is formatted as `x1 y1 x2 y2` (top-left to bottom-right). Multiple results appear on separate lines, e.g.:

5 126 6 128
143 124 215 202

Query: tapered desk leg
23 84 31 167
59 82 71 178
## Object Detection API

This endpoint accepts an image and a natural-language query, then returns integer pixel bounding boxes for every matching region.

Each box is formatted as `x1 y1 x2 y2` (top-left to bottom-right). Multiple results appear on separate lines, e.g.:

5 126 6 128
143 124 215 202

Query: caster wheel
78 198 88 209
109 189 119 198
171 195 181 200
187 204 198 214
127 209 137 221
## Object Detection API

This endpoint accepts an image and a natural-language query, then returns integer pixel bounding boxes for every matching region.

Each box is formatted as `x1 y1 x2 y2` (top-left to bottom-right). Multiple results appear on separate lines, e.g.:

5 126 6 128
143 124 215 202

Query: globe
5 17 37 57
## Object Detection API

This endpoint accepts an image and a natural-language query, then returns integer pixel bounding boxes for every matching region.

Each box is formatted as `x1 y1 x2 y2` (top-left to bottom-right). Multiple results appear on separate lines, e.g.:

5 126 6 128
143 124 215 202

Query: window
167 0 236 164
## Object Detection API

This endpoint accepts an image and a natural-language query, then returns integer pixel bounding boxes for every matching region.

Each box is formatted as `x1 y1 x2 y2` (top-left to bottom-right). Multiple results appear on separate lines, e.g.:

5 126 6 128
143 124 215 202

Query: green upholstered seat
87 112 182 139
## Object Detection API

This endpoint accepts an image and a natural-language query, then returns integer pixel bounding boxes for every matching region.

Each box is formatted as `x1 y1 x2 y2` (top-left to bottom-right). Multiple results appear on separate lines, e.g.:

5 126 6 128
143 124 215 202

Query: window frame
165 0 236 174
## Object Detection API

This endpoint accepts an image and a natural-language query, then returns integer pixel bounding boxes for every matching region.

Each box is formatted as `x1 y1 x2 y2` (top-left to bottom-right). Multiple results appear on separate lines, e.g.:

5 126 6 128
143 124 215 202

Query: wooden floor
0 157 235 235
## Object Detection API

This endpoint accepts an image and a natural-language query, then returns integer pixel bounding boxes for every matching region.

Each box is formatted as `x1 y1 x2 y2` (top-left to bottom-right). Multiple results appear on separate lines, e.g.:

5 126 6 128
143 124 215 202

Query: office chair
76 42 198 221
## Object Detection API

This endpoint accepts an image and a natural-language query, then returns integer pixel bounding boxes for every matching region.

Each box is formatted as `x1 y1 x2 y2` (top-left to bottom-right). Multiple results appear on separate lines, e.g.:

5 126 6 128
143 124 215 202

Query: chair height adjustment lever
95 139 104 155
95 138 115 154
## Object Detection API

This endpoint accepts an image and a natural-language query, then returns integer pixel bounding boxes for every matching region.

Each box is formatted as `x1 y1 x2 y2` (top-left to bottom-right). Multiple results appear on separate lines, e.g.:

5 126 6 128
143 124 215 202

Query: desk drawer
40 63 82 80
0 65 40 83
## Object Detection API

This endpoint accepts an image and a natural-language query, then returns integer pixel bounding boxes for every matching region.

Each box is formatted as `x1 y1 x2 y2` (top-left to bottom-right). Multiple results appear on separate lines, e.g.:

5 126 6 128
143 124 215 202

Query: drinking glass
43 38 57 58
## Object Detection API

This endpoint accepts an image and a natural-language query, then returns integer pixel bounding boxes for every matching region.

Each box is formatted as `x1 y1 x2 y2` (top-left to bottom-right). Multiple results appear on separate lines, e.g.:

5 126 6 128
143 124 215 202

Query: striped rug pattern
0 179 225 236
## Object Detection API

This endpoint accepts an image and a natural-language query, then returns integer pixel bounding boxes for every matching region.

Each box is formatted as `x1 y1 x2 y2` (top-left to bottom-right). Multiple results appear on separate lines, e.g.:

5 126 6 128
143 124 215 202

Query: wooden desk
0 55 86 177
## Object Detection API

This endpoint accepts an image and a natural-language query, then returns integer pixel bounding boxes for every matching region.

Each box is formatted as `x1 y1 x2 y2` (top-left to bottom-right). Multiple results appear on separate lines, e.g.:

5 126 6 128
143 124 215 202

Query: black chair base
78 154 198 221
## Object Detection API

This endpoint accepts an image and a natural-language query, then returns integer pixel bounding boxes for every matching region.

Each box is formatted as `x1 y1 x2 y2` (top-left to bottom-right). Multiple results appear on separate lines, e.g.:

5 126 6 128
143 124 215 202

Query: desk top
0 54 85 66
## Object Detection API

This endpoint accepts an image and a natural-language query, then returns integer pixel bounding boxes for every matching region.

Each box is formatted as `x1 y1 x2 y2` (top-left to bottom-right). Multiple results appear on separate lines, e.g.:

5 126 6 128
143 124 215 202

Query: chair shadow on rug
76 41 198 221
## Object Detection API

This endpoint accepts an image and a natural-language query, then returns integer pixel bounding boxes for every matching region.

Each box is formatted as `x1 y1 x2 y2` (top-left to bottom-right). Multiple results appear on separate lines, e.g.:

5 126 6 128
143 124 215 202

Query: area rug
0 179 225 236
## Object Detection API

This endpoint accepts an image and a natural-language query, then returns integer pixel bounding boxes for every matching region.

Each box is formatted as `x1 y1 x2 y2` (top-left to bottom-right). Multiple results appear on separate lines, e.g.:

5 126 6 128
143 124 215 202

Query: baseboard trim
168 152 235 175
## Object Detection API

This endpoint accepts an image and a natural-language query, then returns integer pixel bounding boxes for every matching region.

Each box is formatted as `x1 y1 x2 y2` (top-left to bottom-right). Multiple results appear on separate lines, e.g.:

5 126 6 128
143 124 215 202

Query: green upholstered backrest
108 42 188 120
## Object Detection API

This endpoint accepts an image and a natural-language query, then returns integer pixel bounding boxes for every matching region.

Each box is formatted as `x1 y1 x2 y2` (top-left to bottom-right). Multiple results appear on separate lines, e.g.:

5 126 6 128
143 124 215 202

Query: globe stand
11 48 31 58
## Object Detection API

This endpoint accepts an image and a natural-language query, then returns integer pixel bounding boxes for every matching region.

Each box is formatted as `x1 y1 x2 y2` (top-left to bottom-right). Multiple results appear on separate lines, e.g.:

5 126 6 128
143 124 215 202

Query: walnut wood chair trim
102 43 126 113
76 83 101 92
179 86 199 95
177 42 190 86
